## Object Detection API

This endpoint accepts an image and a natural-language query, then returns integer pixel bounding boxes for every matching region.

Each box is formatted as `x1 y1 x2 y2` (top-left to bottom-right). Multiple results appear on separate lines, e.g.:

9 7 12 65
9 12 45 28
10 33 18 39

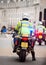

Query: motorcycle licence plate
21 42 28 48
39 35 42 39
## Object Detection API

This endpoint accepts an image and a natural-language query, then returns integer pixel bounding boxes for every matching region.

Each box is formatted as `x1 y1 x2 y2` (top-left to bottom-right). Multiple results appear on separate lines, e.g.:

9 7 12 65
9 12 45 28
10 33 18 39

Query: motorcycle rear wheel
19 49 26 62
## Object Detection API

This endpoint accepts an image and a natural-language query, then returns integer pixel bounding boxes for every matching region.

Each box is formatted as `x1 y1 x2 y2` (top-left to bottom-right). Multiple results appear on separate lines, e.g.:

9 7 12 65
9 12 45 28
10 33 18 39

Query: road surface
0 34 46 65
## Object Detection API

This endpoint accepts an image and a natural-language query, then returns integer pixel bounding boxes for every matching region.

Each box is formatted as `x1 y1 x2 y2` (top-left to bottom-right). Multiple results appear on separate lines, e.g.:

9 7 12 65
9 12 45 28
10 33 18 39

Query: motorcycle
35 31 46 45
13 34 36 62
35 32 43 45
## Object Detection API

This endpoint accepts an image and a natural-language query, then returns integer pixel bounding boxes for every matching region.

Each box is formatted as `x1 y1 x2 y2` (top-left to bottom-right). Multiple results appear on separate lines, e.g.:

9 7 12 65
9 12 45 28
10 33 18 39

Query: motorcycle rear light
22 37 28 41
36 32 42 37
39 33 42 35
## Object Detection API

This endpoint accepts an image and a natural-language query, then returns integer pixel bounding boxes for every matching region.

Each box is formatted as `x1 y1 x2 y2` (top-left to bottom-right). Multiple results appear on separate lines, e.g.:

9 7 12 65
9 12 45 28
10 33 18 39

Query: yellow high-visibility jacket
14 20 33 36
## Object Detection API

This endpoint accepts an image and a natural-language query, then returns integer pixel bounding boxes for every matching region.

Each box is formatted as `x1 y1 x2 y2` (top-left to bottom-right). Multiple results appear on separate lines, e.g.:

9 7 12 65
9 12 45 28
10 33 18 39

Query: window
21 0 23 1
44 8 46 20
16 0 18 2
1 0 4 3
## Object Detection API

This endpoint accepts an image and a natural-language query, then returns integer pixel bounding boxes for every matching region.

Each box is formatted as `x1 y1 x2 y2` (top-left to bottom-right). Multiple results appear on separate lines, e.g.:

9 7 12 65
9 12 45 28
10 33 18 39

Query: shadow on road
0 56 46 65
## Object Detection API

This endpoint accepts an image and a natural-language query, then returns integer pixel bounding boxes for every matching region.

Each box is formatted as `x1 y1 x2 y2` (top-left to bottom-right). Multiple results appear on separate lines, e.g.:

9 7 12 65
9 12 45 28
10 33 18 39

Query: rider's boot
13 46 17 53
31 51 36 61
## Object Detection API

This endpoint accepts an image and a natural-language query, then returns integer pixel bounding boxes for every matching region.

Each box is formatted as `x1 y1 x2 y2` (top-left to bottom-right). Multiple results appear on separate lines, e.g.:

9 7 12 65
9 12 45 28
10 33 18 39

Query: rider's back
19 20 34 36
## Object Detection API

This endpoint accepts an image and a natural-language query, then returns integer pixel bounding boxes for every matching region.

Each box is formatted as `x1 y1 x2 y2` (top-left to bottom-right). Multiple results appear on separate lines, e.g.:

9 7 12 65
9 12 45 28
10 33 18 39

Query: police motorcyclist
37 21 45 33
13 13 36 61
36 21 45 43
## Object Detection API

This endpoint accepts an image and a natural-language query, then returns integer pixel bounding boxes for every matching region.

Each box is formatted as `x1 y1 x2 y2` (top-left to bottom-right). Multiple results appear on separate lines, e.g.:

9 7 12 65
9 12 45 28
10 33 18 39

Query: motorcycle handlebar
15 35 36 40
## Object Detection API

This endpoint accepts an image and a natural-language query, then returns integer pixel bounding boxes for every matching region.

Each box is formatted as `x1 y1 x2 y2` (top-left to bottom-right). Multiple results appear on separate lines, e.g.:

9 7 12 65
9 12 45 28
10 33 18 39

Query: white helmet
39 21 42 25
22 13 29 19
